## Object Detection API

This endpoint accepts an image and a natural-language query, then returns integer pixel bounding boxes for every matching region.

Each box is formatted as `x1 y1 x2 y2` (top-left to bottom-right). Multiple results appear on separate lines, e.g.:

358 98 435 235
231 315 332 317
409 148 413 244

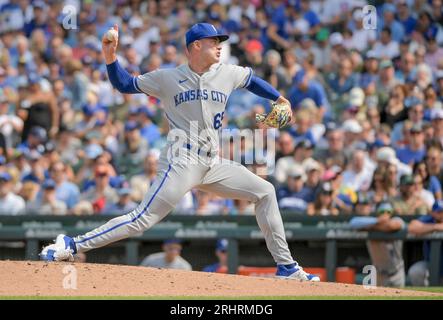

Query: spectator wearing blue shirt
23 1 48 38
288 69 329 121
138 107 161 148
21 150 48 184
266 3 291 51
327 56 359 96
408 200 443 286
0 1 25 32
49 161 80 210
160 45 178 69
397 1 417 35
202 239 228 273
377 3 405 42
277 166 310 213
298 0 320 32
288 110 316 145
396 123 426 166
416 11 439 43
302 160 322 203
425 145 443 197
103 185 137 215
94 5 116 40
391 98 425 147
395 51 416 84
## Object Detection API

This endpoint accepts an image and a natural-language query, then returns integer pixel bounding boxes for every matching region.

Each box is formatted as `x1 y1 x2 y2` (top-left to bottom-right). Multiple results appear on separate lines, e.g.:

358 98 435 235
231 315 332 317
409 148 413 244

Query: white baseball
106 29 118 42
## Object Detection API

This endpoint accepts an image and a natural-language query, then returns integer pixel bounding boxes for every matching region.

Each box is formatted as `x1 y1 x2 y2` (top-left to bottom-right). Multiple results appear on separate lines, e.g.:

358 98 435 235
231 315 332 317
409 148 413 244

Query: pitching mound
0 261 438 298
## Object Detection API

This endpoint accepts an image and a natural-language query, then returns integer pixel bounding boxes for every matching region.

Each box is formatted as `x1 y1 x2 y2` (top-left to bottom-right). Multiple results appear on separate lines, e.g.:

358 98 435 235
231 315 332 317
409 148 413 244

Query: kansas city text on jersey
174 89 228 107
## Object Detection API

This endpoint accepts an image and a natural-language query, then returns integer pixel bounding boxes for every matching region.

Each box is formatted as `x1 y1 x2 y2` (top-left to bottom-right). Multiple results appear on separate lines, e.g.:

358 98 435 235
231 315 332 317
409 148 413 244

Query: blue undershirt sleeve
106 60 141 94
245 75 281 101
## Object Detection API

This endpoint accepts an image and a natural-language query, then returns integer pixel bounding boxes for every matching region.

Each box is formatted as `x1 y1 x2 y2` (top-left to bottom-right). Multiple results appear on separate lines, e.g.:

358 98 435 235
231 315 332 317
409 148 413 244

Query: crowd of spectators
0 0 443 218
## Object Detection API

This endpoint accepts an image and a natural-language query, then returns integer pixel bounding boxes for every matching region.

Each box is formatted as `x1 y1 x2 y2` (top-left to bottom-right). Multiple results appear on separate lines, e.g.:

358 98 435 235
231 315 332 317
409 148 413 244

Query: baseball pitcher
40 23 319 281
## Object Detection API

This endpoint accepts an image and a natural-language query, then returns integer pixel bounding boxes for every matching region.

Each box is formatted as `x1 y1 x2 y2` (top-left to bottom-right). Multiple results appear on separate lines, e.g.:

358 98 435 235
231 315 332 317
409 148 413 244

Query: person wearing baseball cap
28 179 68 215
103 181 137 215
140 239 192 271
185 23 229 48
202 239 229 273
138 107 161 147
396 123 426 166
0 172 26 215
390 174 428 215
363 201 406 287
408 200 443 286
353 192 372 216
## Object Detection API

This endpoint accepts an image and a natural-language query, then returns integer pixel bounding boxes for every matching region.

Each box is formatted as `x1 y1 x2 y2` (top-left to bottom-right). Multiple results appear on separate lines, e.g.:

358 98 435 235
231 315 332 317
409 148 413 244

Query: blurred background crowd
0 0 443 217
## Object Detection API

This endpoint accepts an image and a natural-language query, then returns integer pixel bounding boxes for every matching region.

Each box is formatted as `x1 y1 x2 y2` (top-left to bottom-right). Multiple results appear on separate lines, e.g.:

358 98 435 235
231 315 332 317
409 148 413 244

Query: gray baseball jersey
136 63 252 153
73 63 295 266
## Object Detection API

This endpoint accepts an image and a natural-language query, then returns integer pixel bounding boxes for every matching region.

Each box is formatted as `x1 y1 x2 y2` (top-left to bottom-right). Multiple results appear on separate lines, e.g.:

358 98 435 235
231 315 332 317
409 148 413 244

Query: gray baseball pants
73 147 295 265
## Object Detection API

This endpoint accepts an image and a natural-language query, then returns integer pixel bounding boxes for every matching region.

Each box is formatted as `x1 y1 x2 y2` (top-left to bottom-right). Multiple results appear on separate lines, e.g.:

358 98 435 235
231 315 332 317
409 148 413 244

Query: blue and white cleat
40 234 77 262
276 264 321 282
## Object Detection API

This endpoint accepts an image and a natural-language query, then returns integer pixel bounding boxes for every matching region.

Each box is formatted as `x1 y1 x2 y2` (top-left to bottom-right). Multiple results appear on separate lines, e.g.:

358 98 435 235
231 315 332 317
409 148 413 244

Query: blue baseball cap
185 23 229 47
124 121 139 132
42 179 56 190
216 239 228 252
163 239 182 245
138 106 155 118
85 143 103 160
82 104 98 116
432 200 443 213
117 187 131 196
404 96 423 109
369 139 387 150
0 172 12 181
128 106 139 115
27 72 41 85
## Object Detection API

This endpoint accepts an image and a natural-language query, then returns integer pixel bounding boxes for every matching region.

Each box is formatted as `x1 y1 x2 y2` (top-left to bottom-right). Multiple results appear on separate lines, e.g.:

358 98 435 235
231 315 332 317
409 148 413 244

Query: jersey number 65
213 112 225 129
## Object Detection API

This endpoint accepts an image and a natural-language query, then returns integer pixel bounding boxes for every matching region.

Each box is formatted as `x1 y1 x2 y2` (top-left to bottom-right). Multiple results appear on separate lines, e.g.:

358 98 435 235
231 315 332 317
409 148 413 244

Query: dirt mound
0 261 438 297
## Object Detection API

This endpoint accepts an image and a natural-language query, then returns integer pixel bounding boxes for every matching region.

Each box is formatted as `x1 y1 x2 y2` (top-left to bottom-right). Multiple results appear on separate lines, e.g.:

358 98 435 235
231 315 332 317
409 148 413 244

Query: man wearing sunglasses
350 202 405 287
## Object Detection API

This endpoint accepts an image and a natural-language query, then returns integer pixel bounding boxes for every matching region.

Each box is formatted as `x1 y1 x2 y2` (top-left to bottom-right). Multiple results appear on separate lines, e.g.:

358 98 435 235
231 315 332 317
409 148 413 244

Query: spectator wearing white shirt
342 149 374 192
27 179 68 215
372 28 400 59
0 172 25 215
129 16 160 59
413 173 435 210
0 93 23 151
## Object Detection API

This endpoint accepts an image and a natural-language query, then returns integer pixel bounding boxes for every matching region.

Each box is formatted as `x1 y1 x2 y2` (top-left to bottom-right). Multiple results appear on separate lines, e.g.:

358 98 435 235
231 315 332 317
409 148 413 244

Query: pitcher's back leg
199 160 294 265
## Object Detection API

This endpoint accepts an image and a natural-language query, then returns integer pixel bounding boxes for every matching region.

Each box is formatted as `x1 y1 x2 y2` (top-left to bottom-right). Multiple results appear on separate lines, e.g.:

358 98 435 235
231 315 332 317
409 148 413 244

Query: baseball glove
256 101 292 129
